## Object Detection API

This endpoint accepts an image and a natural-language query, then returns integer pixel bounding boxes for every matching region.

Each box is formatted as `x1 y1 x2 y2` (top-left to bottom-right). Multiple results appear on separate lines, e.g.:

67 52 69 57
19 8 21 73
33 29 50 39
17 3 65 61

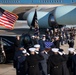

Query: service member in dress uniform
72 51 76 75
67 48 75 75
13 47 27 75
47 48 65 75
34 44 49 75
58 49 70 75
26 47 44 75
34 44 40 54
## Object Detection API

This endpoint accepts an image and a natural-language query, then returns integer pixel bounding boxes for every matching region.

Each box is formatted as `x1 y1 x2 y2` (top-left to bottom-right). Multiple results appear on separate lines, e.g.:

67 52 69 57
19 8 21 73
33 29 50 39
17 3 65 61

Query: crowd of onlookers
13 26 76 75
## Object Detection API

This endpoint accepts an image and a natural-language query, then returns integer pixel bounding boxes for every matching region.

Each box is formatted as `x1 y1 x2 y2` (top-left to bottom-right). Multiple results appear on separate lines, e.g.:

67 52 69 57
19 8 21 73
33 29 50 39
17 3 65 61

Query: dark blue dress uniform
26 54 44 75
72 54 76 75
47 52 65 75
13 50 26 75
67 53 74 75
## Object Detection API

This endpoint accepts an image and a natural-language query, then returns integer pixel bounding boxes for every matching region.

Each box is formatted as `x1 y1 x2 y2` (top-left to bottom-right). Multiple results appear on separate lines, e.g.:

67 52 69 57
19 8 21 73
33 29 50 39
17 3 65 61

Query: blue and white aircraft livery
0 0 76 28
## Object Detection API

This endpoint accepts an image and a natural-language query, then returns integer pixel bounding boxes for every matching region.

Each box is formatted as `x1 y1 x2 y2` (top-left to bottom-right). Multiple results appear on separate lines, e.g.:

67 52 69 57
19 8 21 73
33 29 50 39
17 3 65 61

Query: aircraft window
50 0 53 2
46 0 48 2
40 0 50 3
43 0 45 3
57 0 59 2
72 0 74 2
55 0 56 3
39 0 41 2
45 0 46 3
32 0 33 3
6 0 20 3
52 0 53 2
61 0 63 2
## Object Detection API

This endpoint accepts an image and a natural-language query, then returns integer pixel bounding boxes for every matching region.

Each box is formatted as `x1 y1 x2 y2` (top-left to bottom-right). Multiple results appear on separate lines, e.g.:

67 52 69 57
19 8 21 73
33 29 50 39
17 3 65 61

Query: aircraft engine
27 11 56 28
27 6 76 28
54 6 76 25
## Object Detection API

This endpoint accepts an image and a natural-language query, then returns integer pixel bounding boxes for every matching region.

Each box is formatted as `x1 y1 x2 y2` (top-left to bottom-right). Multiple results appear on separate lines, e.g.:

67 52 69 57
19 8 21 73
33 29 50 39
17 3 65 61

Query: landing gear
0 47 6 64
0 53 6 64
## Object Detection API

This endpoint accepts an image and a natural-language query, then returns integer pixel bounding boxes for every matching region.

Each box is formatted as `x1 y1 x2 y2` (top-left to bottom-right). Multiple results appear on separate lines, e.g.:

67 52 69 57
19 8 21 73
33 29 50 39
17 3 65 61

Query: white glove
58 52 63 55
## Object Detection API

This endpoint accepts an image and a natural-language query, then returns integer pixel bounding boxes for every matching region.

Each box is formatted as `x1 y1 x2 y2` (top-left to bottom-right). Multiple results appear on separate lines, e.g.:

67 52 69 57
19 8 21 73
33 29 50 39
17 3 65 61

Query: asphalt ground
0 37 76 75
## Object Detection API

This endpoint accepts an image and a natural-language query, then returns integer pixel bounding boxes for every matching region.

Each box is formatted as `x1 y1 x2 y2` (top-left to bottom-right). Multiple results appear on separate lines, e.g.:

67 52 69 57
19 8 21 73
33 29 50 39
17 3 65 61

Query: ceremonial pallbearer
67 48 75 75
26 48 44 75
47 48 65 75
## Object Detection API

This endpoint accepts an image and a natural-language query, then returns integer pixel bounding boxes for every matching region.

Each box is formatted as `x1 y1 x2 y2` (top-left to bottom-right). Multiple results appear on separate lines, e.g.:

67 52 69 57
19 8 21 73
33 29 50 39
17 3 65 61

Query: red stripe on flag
2 14 15 24
0 19 13 26
4 12 17 21
0 10 18 30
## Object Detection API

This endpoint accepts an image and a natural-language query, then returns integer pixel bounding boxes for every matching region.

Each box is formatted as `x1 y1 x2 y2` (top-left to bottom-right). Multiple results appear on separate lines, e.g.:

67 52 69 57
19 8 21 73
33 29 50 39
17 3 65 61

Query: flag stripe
2 14 15 24
0 22 13 29
4 12 17 20
0 18 13 26
0 23 13 29
4 12 17 23
0 20 13 26
0 21 13 27
0 8 18 30
0 15 14 24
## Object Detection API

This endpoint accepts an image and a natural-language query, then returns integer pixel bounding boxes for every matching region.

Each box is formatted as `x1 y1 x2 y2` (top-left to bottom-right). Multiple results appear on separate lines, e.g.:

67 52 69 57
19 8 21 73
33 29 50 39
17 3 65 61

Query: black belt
54 66 58 69
30 66 35 68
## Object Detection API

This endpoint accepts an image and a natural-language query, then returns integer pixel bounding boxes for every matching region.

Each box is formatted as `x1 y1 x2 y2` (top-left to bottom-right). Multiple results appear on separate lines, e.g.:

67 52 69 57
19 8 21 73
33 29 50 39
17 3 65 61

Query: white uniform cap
68 48 75 52
29 48 36 52
34 44 40 48
42 34 46 37
22 49 27 53
32 35 35 38
52 48 59 52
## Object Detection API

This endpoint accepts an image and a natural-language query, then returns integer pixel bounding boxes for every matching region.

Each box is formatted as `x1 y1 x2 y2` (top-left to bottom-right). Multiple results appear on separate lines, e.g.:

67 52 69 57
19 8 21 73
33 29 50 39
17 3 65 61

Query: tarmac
0 37 76 75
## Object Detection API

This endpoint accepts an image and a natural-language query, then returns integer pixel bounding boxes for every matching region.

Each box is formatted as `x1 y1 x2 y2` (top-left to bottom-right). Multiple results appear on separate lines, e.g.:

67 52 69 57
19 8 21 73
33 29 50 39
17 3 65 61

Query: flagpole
28 8 37 34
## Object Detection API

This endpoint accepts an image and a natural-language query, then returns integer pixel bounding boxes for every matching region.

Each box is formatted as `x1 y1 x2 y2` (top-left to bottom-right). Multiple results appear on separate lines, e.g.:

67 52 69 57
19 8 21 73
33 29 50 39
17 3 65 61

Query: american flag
0 7 18 30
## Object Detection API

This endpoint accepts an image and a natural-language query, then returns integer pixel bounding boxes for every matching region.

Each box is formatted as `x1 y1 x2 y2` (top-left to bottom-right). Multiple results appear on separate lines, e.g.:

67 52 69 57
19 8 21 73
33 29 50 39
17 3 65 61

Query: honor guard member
47 48 65 75
34 44 40 54
13 47 26 75
26 48 44 75
34 44 43 74
58 49 70 75
67 48 75 75
72 51 76 75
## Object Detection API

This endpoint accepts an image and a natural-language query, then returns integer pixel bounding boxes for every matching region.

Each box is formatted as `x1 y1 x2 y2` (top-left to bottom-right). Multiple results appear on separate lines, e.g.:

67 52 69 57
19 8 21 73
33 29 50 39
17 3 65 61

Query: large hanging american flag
0 7 18 30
